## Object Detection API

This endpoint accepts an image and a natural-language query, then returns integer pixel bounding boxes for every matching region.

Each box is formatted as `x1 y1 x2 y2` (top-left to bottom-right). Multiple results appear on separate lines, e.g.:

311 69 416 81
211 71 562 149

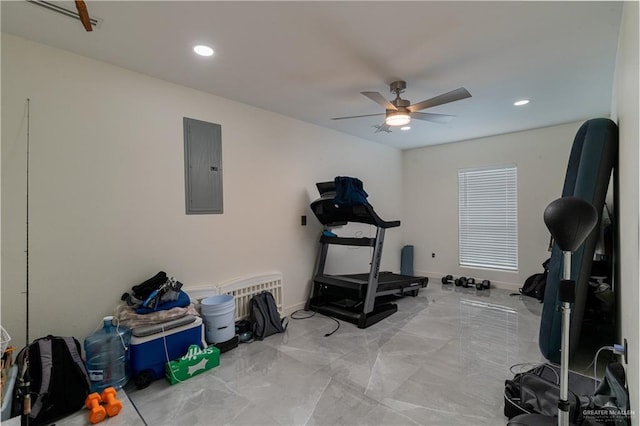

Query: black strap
31 339 52 419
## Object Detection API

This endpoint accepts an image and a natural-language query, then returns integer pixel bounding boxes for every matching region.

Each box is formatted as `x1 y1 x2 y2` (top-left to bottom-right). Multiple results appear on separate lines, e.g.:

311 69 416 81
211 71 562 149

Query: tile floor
127 284 550 425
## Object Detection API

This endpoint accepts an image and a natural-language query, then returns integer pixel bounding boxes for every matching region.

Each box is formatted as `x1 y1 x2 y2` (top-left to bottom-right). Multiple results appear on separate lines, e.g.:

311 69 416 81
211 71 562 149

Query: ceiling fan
28 0 95 32
332 81 471 133
74 0 92 31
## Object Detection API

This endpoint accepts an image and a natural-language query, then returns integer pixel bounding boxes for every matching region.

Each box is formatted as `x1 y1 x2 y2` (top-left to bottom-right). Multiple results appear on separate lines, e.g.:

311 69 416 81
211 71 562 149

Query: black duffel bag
504 362 630 425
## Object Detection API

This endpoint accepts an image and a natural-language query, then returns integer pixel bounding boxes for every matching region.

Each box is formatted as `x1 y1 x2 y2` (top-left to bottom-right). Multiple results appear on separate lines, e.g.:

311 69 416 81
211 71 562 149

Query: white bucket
201 295 235 344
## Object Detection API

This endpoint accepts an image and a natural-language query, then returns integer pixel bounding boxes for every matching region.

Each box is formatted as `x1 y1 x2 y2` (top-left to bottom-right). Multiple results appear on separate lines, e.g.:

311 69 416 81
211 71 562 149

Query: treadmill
305 180 428 328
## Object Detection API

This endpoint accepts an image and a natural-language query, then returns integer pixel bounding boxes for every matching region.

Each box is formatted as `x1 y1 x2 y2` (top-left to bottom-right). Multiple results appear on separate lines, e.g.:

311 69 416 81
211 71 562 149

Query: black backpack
520 258 550 301
12 335 91 425
249 291 286 340
520 273 547 301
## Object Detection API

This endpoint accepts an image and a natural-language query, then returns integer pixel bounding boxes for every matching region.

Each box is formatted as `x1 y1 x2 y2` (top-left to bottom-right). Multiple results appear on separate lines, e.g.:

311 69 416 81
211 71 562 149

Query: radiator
185 272 283 321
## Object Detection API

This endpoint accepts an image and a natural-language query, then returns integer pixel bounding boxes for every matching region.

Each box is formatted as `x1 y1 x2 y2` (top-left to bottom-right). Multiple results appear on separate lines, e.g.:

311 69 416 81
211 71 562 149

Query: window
458 165 518 271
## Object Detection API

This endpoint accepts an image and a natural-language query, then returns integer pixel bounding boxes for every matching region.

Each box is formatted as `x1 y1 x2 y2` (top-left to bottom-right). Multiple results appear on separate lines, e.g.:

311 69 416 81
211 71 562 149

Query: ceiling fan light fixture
385 112 411 127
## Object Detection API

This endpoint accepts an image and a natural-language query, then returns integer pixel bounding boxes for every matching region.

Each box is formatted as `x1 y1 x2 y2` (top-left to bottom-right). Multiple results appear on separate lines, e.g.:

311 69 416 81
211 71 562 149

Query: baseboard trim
284 301 308 316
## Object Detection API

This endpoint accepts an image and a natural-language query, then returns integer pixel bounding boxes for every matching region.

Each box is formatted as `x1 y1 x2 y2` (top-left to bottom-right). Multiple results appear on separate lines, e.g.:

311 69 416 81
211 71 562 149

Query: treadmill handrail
310 196 401 229
319 235 376 247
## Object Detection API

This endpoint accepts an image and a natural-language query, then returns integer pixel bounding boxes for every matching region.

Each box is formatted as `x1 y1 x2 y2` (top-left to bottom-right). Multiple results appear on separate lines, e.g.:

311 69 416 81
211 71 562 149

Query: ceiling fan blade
331 113 385 120
410 112 456 124
408 87 471 112
361 92 398 111
75 0 93 31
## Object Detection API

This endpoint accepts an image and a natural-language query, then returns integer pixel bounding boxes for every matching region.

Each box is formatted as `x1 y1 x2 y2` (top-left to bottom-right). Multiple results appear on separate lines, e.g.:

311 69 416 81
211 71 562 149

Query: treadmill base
307 297 398 329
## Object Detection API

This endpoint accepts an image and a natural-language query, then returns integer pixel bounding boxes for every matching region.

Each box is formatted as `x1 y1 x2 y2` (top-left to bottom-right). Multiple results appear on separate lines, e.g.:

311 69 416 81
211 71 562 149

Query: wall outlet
301 215 307 226
432 253 435 258
615 339 628 364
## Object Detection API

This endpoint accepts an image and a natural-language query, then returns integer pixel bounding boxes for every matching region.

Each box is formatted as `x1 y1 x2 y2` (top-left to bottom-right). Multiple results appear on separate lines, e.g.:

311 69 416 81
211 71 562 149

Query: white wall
1 34 404 347
611 1 639 420
402 122 580 288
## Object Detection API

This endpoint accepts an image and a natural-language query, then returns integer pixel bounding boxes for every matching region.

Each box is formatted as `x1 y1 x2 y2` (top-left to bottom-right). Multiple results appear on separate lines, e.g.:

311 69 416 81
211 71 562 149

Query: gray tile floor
127 284 549 425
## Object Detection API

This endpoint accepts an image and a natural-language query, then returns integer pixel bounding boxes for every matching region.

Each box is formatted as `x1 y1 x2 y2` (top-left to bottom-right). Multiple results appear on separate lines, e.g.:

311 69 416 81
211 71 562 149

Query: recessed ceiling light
193 45 214 57
401 126 411 131
514 99 530 106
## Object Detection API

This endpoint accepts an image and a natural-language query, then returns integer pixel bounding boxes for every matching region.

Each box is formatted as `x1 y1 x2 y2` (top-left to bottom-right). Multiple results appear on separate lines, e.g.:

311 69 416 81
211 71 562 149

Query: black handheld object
543 197 598 252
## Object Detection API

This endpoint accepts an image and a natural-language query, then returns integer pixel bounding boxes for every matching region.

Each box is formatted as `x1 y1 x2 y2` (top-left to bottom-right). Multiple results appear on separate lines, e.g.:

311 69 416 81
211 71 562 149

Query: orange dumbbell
84 393 106 424
100 387 122 417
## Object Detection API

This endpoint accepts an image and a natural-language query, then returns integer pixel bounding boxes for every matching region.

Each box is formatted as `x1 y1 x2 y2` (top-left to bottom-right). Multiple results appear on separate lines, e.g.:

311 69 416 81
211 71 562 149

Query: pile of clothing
115 271 204 389
121 272 185 312
117 271 199 328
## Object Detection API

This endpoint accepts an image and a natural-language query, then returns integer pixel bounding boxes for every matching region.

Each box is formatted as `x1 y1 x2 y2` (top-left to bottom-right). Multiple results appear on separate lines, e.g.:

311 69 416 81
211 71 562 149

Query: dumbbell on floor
461 277 491 290
85 393 106 424
441 275 454 285
442 275 491 290
101 387 122 417
455 276 468 286
462 277 483 290
442 275 468 286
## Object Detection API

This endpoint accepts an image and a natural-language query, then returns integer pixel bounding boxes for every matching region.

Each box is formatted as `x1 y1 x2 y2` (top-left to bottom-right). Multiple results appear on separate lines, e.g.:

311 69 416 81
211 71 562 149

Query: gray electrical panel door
184 117 223 214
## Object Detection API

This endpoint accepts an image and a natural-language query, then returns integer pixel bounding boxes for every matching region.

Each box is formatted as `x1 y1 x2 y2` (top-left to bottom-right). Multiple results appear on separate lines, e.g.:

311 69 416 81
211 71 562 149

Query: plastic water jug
84 316 131 393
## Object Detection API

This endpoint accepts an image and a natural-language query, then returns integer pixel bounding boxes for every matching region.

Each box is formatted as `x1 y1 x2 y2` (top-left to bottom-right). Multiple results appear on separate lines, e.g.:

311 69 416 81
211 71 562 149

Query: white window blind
458 165 518 271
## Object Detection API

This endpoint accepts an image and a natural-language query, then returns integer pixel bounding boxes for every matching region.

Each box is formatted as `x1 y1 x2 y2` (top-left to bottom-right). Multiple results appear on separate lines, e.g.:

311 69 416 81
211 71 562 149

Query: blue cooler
129 315 204 389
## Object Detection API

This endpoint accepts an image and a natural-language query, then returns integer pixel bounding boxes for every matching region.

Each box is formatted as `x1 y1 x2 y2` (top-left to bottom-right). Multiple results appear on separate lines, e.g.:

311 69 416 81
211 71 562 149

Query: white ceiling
1 1 623 150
